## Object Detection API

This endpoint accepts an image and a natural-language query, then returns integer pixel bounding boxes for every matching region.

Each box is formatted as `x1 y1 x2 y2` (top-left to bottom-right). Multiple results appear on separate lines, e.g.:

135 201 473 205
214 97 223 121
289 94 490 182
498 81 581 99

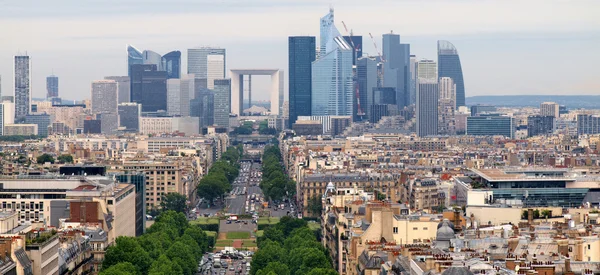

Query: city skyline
0 0 599 101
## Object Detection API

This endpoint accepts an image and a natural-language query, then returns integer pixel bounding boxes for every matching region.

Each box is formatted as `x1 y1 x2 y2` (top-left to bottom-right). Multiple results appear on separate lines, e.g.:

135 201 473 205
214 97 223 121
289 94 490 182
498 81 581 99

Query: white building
140 116 199 135
187 47 226 87
207 55 225 89
91 80 118 115
0 101 15 135
167 78 182 116
540 102 559 118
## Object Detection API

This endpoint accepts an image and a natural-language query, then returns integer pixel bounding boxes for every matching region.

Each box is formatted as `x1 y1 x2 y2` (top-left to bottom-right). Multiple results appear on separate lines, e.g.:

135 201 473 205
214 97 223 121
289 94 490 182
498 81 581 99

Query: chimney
528 209 534 225
563 257 574 275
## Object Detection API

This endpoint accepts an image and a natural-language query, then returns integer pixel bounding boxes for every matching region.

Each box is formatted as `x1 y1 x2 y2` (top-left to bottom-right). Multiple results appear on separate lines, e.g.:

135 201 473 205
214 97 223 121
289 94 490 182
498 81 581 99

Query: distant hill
466 95 600 109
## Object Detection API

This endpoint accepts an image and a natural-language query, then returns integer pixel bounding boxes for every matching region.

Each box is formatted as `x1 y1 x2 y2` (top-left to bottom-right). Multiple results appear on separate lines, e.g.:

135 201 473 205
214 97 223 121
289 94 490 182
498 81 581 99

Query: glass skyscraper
14 55 30 121
382 33 411 109
190 89 215 130
288 36 316 128
312 9 353 117
162 51 181 79
130 64 167 113
438 40 465 107
357 57 378 121
342 35 362 66
187 47 226 81
46 75 58 99
127 45 143 78
213 79 231 128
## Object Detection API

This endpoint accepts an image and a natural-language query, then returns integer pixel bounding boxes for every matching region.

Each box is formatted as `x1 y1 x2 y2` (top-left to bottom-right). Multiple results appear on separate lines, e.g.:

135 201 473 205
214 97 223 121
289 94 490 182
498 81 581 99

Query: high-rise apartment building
382 33 411 109
527 115 555 137
91 80 118 115
540 102 560 118
312 9 353 117
213 79 231 128
118 103 142 132
130 64 167 112
357 57 378 122
46 75 59 99
14 55 30 121
438 40 465 107
104 76 131 103
187 47 226 87
288 36 316 128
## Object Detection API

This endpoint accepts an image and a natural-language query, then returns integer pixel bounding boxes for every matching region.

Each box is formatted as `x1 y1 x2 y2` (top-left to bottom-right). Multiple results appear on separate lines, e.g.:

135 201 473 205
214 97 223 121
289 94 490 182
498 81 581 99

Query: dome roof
436 219 455 241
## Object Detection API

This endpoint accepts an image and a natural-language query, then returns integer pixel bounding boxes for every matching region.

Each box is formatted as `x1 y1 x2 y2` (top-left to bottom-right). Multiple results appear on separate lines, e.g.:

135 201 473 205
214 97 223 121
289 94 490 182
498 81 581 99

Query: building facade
187 47 226 84
213 79 230 128
437 40 465 107
527 115 555 137
466 115 515 138
46 75 58 99
416 81 439 137
24 114 51 137
288 36 316 128
91 80 118 115
130 64 167 113
118 103 141 132
357 57 378 122
104 76 130 104
382 33 411 109
540 102 560 118
162 50 181 79
14 56 30 121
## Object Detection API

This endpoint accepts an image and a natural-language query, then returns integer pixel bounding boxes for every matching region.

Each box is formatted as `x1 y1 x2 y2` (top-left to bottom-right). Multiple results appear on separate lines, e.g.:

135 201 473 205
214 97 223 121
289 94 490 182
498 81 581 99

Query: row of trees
196 146 242 206
521 209 553 220
251 216 337 275
258 120 277 135
100 211 211 275
260 145 296 201
232 121 254 135
36 153 74 164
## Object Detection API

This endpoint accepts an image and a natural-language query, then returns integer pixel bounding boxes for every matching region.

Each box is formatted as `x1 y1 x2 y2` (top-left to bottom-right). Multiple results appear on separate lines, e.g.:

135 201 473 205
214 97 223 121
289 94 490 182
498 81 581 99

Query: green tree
100 262 140 275
250 241 287 275
376 192 386 201
148 254 184 275
306 196 322 217
305 268 338 275
541 209 552 219
57 154 74 163
36 153 54 164
102 236 152 274
165 241 196 275
159 193 188 213
256 262 290 275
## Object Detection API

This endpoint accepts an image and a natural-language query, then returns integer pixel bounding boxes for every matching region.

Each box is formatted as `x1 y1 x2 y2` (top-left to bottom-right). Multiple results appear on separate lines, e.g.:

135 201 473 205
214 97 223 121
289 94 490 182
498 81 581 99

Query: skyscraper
312 9 353 117
167 79 182 116
14 55 30 121
190 89 214 129
357 57 378 121
438 77 456 135
162 51 181 79
118 103 141 132
409 55 417 105
127 45 143 78
438 40 465 107
104 76 131 103
130 64 167 113
540 102 560 118
142 50 163 70
213 79 230 128
288 36 316 128
416 59 439 137
382 33 411 109
46 75 58 99
342 35 362 66
187 47 226 88
91 80 118 115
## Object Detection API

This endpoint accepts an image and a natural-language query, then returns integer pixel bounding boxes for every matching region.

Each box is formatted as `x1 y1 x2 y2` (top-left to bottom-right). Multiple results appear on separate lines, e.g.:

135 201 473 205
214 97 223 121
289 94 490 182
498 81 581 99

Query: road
227 162 263 215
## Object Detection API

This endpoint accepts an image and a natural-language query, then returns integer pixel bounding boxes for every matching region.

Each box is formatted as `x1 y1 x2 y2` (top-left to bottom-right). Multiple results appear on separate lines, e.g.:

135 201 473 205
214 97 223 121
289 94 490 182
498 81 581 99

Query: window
393 227 398 234
423 227 428 230
107 200 113 205
413 227 418 230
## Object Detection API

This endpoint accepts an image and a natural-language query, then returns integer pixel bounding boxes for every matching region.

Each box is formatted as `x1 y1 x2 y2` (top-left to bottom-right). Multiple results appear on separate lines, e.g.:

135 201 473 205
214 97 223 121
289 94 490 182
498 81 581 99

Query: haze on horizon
0 0 599 101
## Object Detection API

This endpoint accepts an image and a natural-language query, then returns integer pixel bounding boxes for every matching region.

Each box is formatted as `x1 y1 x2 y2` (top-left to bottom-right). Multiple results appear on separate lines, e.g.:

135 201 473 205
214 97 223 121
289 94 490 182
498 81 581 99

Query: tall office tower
46 75 58 99
416 80 439 137
342 35 363 66
312 9 353 116
118 103 141 132
409 55 417 105
213 79 230 128
167 79 182 116
438 40 465 107
104 76 131 103
417 59 438 80
527 115 555 137
14 55 31 121
143 50 163 70
438 77 456 135
288 36 316 128
540 102 560 118
357 57 378 121
382 33 411 109
372 87 397 105
24 114 50 137
190 89 214 129
187 47 226 87
178 74 195 117
162 51 181 79
127 45 143 78
91 80 118 114
130 64 167 112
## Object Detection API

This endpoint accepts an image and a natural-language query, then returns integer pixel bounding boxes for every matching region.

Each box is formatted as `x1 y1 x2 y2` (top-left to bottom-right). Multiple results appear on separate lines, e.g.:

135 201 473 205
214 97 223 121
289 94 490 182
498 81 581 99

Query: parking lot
197 250 252 275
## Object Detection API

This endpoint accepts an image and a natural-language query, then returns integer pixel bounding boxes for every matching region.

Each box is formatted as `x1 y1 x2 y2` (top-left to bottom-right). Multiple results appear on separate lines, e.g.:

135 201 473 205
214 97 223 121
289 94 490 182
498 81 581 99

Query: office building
46 75 58 99
162 50 181 79
3 124 37 136
438 77 456 135
342 35 362 65
438 40 465 107
382 33 411 109
83 119 101 134
98 113 119 134
416 80 439 137
471 104 497 116
104 76 130 104
292 120 323 136
14 55 31 120
540 102 560 118
288 36 316 128
24 114 51 137
0 101 15 135
466 115 515 138
372 87 396 105
409 54 417 105
130 64 167 112
369 104 398 124
190 89 214 129
312 9 353 117
213 79 230 128
117 162 186 209
417 59 437 81
115 173 147 236
577 114 600 136
167 78 182 116
527 115 555 137
357 57 378 121
127 45 143 78
91 80 118 114
330 116 352 136
187 47 226 87
118 103 141 132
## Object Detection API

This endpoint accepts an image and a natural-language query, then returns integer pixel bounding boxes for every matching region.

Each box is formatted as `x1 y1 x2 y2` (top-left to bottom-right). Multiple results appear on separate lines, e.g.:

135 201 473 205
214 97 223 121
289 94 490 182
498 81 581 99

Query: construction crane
368 33 386 83
341 21 365 118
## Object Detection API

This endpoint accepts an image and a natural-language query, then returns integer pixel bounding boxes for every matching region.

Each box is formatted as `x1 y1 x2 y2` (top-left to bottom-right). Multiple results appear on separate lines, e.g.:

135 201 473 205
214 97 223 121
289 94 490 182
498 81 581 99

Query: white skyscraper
91 80 118 115
207 55 225 89
167 79 182 116
187 47 226 84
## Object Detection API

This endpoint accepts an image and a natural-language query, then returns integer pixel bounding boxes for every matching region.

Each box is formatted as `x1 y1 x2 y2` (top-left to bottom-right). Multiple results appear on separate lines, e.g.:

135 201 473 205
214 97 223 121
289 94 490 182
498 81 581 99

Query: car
226 220 232 224
229 266 235 271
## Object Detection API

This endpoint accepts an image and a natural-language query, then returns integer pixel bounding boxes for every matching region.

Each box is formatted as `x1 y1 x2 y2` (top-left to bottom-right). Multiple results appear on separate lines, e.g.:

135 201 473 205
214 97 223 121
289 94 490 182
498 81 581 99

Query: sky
0 0 599 101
